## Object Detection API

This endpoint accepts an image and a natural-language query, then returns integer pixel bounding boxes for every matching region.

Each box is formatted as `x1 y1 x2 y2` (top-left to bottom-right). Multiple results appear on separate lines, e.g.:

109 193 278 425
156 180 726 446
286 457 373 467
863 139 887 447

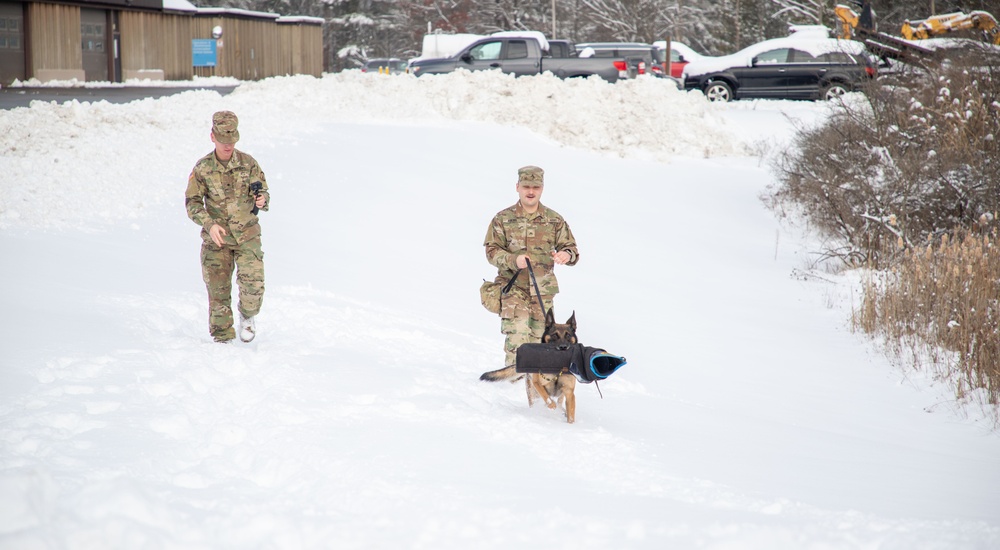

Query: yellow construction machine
901 11 1000 45
836 2 999 46
834 2 936 65
834 3 868 40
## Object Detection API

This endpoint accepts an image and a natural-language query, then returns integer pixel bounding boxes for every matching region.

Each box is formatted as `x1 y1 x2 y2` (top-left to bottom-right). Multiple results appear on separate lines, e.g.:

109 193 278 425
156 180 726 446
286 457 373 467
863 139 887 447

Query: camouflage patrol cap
517 165 544 187
212 111 240 144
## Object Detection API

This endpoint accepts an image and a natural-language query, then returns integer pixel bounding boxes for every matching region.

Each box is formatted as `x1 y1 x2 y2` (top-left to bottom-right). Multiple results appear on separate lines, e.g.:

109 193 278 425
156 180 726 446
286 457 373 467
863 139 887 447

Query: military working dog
480 309 579 423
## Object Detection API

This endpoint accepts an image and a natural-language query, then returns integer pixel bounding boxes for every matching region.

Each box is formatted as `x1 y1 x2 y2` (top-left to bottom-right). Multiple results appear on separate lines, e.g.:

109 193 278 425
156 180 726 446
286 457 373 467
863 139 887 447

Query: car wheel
823 82 850 100
704 81 733 102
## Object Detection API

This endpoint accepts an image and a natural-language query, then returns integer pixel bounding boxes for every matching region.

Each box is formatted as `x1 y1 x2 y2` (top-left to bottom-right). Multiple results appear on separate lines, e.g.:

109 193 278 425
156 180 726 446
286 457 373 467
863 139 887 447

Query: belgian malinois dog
480 309 579 423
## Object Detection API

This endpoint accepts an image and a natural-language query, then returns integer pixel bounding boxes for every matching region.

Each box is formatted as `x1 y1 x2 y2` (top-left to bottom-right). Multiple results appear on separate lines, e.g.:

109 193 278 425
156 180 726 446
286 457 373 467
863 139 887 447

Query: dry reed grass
854 225 1000 427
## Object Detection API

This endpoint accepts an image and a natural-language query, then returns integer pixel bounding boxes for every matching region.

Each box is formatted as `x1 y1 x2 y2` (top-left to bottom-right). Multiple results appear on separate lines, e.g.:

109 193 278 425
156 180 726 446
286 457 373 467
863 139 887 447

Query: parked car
652 41 705 79
410 33 630 82
545 39 574 58
682 36 876 101
361 58 409 74
576 42 658 78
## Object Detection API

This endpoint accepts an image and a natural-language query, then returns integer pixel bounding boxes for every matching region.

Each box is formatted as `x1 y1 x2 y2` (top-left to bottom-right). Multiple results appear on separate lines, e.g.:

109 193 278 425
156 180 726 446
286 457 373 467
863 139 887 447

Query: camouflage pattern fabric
484 202 578 297
485 201 578 366
211 110 240 144
185 150 269 247
500 292 554 369
186 148 269 341
201 238 264 342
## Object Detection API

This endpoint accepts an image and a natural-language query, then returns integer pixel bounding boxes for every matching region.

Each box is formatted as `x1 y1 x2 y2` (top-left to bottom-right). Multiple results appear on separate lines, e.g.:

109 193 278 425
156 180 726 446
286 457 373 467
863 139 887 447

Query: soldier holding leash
481 165 579 380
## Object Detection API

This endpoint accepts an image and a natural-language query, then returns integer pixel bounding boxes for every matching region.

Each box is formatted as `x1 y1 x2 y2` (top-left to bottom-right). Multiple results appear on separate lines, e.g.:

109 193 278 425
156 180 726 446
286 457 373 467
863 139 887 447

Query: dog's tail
479 365 522 382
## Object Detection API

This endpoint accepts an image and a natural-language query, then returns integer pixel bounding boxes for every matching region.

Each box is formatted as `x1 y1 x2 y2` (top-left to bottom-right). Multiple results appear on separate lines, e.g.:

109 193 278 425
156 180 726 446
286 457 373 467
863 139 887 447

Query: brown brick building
0 0 322 85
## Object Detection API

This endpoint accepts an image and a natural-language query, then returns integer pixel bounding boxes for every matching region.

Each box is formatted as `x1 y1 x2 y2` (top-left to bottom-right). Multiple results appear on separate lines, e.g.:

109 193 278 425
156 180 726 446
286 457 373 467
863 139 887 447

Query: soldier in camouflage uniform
482 165 579 380
185 111 270 343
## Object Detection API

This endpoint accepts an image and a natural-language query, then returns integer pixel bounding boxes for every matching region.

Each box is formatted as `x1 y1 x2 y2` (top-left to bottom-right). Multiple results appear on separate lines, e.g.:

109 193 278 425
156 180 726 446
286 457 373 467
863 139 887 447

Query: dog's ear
567 311 576 331
545 307 555 327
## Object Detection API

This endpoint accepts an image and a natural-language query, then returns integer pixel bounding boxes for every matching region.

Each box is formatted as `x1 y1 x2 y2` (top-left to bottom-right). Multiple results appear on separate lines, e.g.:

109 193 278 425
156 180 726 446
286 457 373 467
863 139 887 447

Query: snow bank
0 70 743 232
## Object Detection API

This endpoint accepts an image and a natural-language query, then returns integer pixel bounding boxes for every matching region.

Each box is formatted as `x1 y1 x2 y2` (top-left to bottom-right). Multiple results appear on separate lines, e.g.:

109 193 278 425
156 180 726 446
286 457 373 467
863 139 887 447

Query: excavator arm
901 11 1000 45
834 1 877 39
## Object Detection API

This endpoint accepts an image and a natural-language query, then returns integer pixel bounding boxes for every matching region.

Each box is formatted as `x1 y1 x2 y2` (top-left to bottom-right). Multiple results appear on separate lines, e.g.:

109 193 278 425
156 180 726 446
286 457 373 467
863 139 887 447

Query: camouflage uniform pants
201 237 264 342
500 291 554 368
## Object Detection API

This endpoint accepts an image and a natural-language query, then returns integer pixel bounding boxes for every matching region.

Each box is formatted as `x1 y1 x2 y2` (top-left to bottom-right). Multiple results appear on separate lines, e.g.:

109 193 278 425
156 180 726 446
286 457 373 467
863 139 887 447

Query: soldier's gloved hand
209 224 227 247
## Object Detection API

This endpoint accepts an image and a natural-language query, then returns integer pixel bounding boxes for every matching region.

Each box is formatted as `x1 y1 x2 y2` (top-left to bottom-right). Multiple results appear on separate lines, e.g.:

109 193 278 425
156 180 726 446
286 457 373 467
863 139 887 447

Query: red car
652 41 704 79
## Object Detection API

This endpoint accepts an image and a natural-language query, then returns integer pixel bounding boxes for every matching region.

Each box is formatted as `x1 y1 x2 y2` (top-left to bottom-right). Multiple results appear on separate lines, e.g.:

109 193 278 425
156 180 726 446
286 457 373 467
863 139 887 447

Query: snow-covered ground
1 70 998 549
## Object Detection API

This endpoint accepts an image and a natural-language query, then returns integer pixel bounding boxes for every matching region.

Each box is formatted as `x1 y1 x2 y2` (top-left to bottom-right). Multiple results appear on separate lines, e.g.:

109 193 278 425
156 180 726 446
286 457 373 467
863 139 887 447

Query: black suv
683 37 876 101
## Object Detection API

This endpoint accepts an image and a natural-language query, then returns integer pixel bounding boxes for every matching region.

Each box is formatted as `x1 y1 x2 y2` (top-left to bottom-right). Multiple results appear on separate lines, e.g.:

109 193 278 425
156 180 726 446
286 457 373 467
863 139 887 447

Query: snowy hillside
1 71 998 549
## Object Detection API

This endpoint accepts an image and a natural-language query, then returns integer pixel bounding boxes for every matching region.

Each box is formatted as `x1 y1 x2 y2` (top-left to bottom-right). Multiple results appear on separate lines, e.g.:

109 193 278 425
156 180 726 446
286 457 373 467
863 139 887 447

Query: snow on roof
417 33 484 61
276 16 324 25
683 37 868 77
652 41 705 61
163 0 197 13
787 25 832 39
196 7 280 20
490 30 550 52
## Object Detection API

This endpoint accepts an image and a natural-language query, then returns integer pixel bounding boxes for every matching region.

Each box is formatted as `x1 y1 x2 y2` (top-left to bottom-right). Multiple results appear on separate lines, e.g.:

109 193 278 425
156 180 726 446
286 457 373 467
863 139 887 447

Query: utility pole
552 0 557 37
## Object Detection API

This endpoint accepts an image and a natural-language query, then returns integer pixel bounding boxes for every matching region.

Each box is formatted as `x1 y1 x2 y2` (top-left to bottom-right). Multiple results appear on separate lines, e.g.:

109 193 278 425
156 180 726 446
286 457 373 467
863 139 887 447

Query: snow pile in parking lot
249 70 744 161
0 70 756 231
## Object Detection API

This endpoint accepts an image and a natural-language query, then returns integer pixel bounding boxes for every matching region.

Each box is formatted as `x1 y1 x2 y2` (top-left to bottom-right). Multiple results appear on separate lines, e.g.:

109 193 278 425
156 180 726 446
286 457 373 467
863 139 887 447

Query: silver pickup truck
410 35 629 83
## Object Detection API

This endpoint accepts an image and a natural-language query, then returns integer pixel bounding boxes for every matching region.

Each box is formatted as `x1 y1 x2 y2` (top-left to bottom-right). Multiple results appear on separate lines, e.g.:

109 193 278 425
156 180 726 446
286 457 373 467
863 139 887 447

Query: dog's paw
545 399 557 410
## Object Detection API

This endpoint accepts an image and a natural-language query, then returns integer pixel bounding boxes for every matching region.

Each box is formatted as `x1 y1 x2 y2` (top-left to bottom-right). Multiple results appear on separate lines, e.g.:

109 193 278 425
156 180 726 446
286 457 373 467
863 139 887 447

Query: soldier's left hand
254 195 266 209
552 250 571 265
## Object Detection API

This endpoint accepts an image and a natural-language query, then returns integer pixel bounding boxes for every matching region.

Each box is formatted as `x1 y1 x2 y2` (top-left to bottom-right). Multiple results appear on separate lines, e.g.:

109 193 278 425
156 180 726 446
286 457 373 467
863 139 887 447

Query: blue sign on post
192 39 217 67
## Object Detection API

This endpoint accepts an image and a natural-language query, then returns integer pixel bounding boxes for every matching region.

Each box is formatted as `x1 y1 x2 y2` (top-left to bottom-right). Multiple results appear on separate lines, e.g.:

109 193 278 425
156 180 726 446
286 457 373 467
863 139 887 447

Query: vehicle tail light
613 60 628 72
638 61 646 74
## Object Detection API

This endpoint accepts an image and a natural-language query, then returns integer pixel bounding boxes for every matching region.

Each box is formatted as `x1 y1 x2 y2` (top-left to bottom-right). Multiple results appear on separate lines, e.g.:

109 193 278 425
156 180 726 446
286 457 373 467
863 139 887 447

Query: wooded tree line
192 0 1000 72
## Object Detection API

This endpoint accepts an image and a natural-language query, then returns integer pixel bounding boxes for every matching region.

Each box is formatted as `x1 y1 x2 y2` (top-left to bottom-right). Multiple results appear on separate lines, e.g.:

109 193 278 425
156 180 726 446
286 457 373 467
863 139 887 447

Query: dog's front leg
561 374 576 424
564 390 576 423
529 374 558 409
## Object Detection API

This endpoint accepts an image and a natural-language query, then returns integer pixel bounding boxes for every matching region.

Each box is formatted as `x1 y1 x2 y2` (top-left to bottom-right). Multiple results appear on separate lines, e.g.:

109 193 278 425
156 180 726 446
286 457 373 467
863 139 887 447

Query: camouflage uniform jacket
484 202 579 296
185 149 269 246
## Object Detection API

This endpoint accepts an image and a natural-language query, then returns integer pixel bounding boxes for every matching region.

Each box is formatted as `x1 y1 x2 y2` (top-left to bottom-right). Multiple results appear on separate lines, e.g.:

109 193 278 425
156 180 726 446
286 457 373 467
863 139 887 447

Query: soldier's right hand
515 254 529 269
209 224 227 247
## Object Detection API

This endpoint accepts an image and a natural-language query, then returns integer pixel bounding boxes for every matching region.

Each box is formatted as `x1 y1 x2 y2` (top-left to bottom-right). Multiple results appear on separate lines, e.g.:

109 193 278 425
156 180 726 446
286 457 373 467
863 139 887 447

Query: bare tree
580 0 699 42
769 0 826 25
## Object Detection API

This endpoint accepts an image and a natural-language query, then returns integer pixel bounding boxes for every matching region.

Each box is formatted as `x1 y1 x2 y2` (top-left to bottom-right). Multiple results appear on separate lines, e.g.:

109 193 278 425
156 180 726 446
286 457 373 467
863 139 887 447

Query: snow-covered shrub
767 44 1000 268
767 43 1000 428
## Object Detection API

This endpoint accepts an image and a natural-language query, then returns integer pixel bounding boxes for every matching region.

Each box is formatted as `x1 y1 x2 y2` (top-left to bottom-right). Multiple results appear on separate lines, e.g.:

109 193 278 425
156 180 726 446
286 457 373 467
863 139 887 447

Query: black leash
524 258 547 316
502 259 546 315
501 272 519 294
